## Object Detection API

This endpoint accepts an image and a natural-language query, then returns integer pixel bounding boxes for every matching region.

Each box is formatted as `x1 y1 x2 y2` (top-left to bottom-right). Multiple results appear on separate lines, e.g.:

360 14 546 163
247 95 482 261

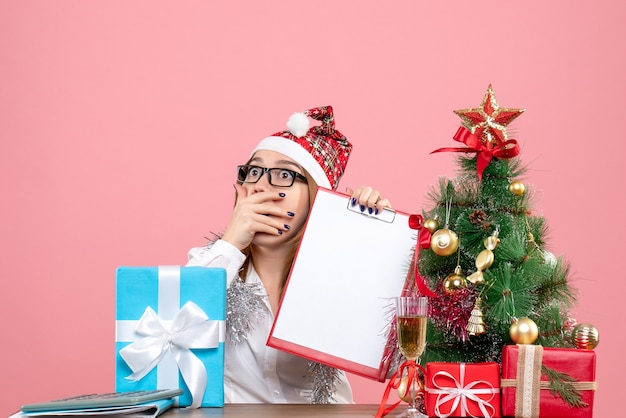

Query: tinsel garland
307 361 341 404
380 299 404 377
429 283 477 342
226 276 267 345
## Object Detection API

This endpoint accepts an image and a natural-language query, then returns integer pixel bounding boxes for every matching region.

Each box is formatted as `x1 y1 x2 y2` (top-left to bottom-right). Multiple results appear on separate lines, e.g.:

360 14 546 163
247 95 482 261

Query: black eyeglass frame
237 164 308 188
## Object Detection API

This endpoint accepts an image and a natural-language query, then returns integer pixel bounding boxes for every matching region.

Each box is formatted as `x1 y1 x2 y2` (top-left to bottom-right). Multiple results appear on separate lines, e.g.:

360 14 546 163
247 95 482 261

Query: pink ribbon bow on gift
119 301 221 409
427 363 499 418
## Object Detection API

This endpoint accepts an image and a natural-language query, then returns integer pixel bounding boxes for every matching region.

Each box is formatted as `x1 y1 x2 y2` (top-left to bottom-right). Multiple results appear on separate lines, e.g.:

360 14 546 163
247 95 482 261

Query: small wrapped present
424 362 501 418
501 345 596 418
115 266 226 408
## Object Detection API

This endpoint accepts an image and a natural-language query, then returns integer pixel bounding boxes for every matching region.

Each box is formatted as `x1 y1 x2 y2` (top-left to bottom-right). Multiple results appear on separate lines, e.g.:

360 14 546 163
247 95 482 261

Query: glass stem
408 378 417 411
407 359 418 411
411 358 422 412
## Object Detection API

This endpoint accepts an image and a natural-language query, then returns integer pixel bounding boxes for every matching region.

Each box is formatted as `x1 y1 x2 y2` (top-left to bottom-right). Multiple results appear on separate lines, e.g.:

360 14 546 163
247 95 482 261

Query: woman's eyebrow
275 160 302 169
249 158 302 170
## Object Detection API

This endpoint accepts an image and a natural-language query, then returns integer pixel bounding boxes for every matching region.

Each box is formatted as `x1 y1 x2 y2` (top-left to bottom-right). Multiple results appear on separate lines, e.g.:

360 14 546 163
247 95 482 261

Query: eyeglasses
237 165 308 188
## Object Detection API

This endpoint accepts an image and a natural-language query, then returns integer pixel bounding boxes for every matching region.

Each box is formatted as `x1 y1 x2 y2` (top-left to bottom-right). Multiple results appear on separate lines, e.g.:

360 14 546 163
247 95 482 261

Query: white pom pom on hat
286 112 310 138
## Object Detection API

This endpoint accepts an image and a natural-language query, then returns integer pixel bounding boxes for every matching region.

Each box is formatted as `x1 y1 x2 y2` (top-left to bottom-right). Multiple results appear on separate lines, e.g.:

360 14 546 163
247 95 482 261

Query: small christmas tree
415 85 578 365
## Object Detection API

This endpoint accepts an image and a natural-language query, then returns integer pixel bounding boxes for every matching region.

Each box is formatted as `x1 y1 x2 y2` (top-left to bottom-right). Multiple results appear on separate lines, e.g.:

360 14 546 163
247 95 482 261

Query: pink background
1 1 623 416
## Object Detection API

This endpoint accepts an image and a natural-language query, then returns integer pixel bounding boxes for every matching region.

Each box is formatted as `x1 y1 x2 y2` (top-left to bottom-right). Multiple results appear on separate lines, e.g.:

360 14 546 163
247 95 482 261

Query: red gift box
425 362 501 418
501 345 596 418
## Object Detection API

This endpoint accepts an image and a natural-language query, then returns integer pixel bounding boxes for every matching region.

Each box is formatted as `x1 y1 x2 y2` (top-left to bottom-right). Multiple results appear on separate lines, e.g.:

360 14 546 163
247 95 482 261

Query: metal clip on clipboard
346 200 397 223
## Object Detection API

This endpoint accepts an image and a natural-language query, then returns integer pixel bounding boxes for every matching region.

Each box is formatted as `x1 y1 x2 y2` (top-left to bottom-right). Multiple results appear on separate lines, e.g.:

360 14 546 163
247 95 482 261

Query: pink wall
1 1 623 416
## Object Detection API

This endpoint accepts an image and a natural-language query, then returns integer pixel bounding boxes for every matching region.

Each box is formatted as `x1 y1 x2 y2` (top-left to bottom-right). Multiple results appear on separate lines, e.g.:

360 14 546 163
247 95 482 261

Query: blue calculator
21 389 184 412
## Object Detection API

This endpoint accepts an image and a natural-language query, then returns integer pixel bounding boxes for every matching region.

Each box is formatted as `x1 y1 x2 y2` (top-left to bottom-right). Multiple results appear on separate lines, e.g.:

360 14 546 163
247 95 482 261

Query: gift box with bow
115 266 226 408
424 362 501 418
501 345 596 418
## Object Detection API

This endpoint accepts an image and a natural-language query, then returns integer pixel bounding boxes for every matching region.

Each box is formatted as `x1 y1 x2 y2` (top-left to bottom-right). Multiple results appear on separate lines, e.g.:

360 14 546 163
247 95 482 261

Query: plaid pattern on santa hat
251 106 352 190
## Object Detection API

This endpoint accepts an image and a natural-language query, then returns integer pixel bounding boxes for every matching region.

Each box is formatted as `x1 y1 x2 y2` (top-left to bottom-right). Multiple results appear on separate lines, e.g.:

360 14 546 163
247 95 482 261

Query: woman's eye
279 170 294 180
249 168 261 177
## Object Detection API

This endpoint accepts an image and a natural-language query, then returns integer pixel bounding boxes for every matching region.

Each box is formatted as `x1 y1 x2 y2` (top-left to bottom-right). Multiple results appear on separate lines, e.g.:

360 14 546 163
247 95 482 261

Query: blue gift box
115 266 226 408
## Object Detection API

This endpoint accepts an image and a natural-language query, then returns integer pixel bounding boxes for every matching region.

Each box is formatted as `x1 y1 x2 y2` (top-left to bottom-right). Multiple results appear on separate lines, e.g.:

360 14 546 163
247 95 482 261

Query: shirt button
274 390 280 395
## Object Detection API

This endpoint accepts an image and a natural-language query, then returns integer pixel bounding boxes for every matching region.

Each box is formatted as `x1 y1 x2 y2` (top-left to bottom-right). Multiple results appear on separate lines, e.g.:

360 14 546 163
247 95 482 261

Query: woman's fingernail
279 192 286 197
351 198 357 206
278 230 283 235
368 207 373 214
375 208 379 215
284 224 290 230
360 205 365 212
287 211 295 217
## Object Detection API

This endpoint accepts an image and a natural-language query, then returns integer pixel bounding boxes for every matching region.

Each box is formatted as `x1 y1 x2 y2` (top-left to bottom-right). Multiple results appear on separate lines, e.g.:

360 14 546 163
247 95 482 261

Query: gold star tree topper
454 85 525 149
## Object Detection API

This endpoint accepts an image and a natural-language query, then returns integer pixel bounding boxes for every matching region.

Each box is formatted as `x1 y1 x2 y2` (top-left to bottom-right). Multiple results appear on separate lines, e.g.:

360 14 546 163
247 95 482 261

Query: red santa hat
251 106 352 190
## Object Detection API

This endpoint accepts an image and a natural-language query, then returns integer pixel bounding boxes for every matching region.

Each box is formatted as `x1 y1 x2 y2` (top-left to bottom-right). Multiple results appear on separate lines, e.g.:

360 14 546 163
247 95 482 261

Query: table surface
164 404 385 417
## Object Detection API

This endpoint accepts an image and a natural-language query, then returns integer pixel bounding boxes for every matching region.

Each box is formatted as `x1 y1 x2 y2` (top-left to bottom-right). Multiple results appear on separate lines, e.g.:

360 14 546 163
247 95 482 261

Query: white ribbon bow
119 301 220 409
427 363 498 418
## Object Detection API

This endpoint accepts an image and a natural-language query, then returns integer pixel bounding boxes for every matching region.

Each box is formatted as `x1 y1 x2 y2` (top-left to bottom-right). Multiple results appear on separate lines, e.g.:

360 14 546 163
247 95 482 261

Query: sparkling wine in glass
395 296 428 418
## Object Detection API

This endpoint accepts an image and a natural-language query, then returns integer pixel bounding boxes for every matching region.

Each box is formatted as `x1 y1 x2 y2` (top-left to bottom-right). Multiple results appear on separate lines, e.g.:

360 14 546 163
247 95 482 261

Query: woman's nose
252 171 272 191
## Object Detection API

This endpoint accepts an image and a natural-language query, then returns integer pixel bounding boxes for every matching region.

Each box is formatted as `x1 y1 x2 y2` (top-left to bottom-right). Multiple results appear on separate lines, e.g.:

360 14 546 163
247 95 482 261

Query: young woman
186 106 391 404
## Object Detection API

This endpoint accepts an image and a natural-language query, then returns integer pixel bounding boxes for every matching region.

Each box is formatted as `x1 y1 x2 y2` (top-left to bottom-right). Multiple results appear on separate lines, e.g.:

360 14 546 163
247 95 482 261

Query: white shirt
186 239 354 404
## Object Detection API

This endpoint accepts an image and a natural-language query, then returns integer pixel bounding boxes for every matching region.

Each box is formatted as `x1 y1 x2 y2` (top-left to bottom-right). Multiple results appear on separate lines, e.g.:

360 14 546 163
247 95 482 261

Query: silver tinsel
226 276 266 345
307 361 340 404
381 299 404 378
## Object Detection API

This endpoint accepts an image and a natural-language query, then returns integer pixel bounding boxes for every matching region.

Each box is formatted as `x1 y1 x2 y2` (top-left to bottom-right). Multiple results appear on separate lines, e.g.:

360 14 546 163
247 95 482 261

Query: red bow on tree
431 127 520 179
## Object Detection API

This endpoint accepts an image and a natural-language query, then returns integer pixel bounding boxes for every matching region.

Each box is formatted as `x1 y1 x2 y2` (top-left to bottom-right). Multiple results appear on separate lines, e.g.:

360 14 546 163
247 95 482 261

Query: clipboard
267 187 416 381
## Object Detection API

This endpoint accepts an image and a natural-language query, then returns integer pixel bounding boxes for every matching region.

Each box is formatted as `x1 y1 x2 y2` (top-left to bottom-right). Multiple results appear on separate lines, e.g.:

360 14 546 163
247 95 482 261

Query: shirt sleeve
186 239 246 287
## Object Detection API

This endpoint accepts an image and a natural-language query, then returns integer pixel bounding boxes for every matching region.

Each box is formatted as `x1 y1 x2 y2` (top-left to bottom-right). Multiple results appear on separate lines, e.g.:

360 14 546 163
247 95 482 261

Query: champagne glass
394 296 428 418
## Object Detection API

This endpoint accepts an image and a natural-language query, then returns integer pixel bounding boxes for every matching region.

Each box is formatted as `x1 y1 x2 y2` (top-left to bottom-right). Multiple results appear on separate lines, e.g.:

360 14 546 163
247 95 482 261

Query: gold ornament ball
430 228 459 256
443 268 467 294
397 376 411 403
572 323 600 350
509 180 526 196
396 375 423 403
510 317 539 344
423 218 440 234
